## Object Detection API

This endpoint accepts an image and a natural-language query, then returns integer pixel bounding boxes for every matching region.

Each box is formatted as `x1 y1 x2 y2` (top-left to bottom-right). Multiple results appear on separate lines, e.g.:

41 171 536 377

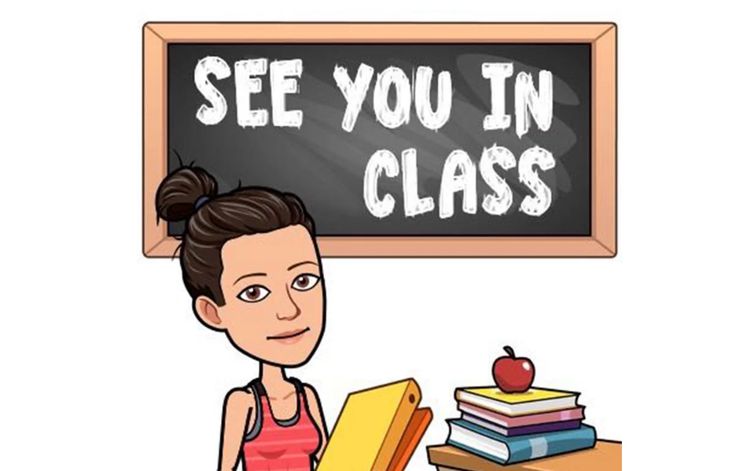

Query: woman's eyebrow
232 272 267 285
287 261 319 271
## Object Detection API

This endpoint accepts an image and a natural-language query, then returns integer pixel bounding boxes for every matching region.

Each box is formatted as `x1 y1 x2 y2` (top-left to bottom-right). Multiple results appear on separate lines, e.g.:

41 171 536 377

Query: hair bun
155 166 218 223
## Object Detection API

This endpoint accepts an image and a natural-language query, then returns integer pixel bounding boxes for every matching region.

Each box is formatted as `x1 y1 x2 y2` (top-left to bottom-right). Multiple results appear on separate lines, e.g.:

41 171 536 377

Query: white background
1 1 734 470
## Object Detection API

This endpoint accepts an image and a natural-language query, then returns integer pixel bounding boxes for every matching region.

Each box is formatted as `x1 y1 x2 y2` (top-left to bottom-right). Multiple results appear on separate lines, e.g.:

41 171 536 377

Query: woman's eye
238 285 271 303
292 274 320 292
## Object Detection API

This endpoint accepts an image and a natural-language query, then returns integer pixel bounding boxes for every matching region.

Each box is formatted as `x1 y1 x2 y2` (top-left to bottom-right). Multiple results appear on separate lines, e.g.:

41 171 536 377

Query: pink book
457 401 585 428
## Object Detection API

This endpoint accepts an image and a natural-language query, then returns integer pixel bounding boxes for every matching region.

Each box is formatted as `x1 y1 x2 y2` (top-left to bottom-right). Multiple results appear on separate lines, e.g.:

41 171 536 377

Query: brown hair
155 166 315 306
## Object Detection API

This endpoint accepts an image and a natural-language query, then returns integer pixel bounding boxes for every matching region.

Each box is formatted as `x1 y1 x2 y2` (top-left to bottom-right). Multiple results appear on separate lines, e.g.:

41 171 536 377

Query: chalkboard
143 23 616 257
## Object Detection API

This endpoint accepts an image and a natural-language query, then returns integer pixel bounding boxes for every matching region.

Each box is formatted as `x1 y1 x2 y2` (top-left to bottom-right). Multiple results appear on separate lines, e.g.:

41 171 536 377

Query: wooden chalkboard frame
143 23 616 258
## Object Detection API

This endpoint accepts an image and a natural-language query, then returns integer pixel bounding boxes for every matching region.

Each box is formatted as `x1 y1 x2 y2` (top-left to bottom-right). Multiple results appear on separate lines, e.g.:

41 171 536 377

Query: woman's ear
194 296 225 331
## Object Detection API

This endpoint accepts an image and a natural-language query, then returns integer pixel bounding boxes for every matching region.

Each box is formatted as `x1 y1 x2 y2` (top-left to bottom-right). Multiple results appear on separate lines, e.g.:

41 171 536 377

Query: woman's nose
275 286 301 321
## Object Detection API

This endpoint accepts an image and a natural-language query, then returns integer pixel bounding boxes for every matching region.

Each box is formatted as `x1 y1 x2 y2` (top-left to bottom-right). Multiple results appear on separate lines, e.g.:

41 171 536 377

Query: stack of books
442 386 596 466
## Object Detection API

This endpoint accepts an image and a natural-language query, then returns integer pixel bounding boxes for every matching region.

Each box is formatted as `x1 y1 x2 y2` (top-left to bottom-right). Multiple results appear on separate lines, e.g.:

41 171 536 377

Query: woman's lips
267 327 310 344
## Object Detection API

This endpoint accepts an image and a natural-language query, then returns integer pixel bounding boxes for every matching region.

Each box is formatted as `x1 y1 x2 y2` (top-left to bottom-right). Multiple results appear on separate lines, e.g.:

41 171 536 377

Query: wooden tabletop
427 440 621 471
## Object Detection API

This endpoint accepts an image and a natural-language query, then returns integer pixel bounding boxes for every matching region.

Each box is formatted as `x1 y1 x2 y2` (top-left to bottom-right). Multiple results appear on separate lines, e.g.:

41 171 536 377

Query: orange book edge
387 408 433 471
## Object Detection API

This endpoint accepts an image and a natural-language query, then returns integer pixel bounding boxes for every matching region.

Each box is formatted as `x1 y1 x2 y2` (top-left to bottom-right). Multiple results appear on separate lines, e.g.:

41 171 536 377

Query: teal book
446 419 596 465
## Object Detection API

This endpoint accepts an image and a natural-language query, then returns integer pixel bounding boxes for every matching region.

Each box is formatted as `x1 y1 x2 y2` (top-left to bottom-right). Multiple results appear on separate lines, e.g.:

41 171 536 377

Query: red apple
492 346 535 393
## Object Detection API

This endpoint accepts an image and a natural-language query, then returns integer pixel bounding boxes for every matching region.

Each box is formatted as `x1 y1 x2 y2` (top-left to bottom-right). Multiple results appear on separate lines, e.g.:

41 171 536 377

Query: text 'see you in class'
194 57 559 219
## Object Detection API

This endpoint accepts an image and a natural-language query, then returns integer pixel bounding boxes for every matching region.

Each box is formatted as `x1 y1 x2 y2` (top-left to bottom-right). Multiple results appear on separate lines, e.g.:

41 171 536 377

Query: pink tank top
242 378 321 471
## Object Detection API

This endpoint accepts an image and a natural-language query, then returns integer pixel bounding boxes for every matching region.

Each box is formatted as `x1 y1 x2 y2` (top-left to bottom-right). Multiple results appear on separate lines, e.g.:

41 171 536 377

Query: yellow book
455 387 579 416
318 378 432 471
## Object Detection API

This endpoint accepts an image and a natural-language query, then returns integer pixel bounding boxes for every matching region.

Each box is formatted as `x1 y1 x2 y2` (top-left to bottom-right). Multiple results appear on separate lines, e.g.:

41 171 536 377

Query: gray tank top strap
243 377 308 442
289 377 305 395
292 378 318 422
243 379 264 442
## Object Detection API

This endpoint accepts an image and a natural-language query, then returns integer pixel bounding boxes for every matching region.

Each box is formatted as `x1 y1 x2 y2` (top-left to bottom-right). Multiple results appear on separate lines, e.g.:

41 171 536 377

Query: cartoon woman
156 166 328 471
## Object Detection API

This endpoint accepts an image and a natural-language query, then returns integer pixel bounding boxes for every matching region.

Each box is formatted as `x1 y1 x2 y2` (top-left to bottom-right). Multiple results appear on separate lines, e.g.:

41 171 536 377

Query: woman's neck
259 363 291 396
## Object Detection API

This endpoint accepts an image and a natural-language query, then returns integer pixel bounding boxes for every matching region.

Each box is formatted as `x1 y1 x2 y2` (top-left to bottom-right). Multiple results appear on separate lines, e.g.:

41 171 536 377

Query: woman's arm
218 388 254 471
304 384 329 460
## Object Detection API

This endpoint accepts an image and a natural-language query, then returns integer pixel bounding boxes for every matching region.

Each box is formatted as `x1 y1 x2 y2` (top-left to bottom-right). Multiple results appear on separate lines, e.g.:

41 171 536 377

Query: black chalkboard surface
143 24 616 257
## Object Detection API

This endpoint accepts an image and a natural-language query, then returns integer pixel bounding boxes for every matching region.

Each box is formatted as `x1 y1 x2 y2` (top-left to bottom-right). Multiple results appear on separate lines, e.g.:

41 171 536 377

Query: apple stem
503 346 515 358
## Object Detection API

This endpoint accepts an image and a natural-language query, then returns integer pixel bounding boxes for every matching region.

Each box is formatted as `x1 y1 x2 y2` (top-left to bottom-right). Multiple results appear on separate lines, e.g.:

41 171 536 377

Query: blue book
446 419 596 465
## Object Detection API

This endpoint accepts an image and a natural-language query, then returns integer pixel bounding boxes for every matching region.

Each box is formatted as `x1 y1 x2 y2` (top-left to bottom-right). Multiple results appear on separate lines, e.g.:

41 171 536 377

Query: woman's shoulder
298 381 323 410
300 382 319 398
223 385 256 412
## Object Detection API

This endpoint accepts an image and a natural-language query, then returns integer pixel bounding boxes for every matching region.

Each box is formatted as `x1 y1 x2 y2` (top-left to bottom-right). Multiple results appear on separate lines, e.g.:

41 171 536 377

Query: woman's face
211 225 325 367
